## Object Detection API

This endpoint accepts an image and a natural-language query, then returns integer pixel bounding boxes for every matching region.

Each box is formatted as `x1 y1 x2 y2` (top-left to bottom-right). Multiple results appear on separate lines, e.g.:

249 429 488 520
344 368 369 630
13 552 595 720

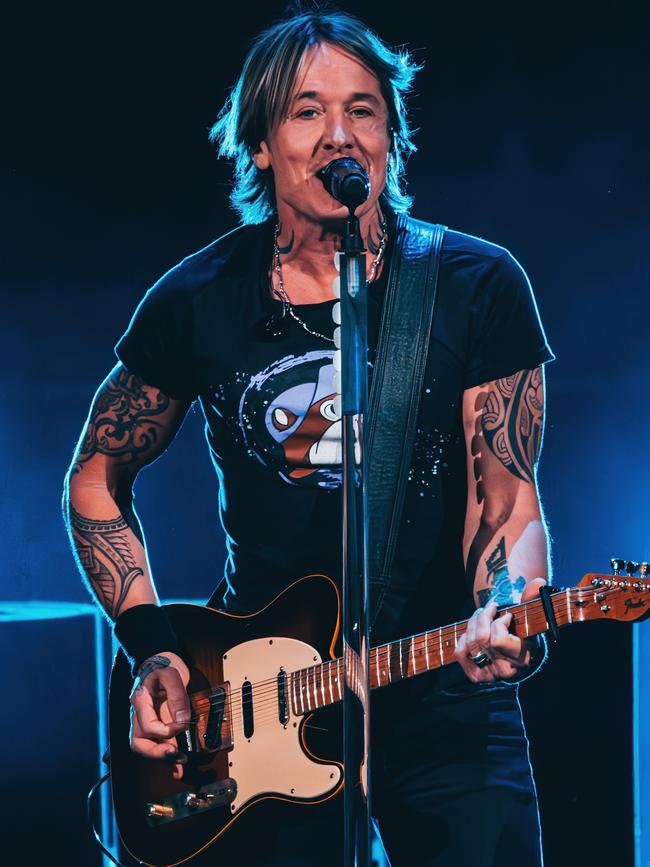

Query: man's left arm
454 366 550 683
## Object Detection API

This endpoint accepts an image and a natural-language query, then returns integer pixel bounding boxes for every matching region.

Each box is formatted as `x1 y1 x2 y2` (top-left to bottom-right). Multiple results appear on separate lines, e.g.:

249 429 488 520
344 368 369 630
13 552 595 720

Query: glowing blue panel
634 621 649 867
0 600 96 622
0 600 113 866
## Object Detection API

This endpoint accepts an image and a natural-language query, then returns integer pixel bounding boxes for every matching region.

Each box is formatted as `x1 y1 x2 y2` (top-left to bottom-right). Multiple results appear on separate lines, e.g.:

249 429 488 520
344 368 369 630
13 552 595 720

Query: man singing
64 9 554 865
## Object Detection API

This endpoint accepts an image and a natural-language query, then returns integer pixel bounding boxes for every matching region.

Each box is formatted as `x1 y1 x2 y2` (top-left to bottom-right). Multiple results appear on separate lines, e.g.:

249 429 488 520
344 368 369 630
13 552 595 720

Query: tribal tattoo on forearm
481 368 543 483
69 506 144 618
72 368 170 474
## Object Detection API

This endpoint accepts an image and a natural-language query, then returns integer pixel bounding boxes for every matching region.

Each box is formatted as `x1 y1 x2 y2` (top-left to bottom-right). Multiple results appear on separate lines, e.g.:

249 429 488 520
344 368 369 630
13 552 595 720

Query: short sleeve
464 251 554 388
115 270 198 401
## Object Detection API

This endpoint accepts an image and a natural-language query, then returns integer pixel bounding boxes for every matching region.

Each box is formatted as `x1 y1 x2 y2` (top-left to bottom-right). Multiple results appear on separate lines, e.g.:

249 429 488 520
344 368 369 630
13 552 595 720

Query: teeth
332 301 341 325
333 326 341 348
333 350 341 371
333 252 341 272
333 371 341 393
332 276 340 298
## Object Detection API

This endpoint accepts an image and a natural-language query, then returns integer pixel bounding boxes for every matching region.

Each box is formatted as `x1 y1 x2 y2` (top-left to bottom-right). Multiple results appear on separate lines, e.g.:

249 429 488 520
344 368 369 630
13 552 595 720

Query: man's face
253 42 391 223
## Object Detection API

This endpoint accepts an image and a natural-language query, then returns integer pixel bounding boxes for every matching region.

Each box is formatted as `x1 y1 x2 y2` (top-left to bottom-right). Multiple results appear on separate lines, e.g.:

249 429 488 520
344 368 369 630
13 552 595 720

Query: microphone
318 158 370 210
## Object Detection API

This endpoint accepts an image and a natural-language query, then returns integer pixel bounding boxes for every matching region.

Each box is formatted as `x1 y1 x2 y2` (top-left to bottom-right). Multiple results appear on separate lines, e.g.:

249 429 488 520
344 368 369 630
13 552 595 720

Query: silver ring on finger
469 650 492 668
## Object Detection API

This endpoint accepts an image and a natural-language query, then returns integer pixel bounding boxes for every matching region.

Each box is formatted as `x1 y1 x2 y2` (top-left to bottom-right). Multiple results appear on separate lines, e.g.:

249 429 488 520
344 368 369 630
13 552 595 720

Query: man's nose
322 112 354 151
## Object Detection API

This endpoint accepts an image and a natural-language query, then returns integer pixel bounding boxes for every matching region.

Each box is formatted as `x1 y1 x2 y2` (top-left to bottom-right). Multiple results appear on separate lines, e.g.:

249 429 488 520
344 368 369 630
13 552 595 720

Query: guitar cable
87 771 130 867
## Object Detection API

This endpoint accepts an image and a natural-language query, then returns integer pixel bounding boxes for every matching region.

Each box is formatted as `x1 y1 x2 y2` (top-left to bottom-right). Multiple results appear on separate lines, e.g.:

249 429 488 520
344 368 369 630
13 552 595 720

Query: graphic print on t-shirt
238 349 346 489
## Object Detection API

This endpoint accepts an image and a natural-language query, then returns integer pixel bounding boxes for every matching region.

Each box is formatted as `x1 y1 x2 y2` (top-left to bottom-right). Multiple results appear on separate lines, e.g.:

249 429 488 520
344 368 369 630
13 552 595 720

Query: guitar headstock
574 559 650 623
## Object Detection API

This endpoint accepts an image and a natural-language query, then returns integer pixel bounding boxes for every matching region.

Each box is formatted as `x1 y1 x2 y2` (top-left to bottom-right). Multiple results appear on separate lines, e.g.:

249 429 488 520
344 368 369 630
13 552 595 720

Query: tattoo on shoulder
72 368 170 474
136 654 171 682
480 368 543 483
477 536 526 607
70 506 143 618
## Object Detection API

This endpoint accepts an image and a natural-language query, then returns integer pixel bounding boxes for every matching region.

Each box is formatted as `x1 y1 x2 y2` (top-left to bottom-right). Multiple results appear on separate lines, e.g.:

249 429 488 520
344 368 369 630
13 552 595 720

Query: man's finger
131 736 187 780
490 617 528 665
131 687 176 738
474 602 497 651
464 609 480 655
156 667 192 726
131 736 181 760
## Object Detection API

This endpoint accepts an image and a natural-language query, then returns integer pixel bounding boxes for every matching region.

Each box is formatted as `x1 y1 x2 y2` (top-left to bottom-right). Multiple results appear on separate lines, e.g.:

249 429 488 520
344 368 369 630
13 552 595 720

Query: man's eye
350 108 372 117
297 109 318 119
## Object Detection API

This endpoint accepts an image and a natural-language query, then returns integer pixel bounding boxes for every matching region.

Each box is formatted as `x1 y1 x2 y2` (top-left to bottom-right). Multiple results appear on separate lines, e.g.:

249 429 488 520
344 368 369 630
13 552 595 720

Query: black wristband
113 604 181 676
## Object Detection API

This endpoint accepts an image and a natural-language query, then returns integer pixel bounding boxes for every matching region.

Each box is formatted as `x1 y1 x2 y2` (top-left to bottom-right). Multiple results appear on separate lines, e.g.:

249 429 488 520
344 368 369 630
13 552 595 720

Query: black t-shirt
115 214 554 648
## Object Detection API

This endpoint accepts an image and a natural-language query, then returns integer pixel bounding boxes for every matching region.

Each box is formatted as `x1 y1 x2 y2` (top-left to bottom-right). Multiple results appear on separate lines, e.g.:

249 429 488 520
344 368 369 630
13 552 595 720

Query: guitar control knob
611 558 626 575
626 561 639 576
184 793 213 810
146 803 174 819
618 580 629 590
633 581 644 591
591 578 603 587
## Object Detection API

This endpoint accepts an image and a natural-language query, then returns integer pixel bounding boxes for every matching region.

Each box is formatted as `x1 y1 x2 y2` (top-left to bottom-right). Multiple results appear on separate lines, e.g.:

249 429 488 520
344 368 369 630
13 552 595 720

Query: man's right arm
64 363 195 774
63 363 190 622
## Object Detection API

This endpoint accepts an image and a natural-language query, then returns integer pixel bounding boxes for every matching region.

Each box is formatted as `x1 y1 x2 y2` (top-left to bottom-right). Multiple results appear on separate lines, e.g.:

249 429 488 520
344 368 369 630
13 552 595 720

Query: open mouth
314 158 368 177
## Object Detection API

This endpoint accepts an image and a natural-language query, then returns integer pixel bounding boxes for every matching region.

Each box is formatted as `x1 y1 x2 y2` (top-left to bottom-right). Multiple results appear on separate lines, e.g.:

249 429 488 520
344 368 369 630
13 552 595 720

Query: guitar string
189 606 555 723
184 590 621 724
184 588 601 712
189 612 559 734
205 608 558 728
181 594 608 731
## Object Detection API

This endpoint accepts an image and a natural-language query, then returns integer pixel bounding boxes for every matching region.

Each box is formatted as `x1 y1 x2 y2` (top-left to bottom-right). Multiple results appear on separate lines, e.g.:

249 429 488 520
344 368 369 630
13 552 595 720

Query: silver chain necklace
271 222 388 344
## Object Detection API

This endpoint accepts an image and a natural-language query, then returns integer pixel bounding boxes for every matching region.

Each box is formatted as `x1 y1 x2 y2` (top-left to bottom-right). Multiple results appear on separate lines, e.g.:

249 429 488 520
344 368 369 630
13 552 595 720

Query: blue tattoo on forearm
477 536 526 606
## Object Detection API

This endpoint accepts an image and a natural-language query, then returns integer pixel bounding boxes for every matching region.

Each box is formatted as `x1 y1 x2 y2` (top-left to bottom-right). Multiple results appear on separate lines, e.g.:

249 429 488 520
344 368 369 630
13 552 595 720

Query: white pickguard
221 636 342 814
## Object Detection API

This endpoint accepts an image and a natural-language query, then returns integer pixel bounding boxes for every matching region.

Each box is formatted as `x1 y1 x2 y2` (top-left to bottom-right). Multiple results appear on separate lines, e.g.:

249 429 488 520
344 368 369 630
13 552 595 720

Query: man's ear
253 140 271 171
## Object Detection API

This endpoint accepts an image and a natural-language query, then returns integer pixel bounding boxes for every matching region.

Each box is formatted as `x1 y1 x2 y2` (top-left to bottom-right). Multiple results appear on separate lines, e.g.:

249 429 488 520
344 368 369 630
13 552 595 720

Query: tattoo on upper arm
70 506 143 618
72 368 170 474
476 536 526 607
480 368 543 483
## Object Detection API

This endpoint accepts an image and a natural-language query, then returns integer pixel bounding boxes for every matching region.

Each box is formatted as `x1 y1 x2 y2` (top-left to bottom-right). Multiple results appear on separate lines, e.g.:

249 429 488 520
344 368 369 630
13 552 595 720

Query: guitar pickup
203 687 227 750
277 668 289 726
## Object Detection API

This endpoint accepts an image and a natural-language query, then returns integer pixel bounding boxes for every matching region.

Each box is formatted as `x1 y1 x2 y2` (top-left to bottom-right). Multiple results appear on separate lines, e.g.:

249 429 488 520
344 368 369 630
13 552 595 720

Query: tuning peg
611 558 626 575
626 561 640 576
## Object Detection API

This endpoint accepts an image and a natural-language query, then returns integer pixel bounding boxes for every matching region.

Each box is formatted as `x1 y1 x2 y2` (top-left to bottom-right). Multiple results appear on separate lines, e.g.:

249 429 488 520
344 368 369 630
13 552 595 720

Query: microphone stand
338 207 371 867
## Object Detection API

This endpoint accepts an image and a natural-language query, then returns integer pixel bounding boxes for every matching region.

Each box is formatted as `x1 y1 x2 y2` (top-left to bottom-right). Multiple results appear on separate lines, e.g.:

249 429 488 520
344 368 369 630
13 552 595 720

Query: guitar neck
288 591 570 716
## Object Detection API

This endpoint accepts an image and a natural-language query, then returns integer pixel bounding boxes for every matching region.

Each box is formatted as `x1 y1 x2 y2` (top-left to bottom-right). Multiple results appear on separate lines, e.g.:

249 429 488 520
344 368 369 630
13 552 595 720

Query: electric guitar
108 564 650 866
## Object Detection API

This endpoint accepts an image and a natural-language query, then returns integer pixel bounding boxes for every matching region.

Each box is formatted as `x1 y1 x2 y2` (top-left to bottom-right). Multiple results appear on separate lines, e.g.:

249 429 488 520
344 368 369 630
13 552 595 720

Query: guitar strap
367 215 447 632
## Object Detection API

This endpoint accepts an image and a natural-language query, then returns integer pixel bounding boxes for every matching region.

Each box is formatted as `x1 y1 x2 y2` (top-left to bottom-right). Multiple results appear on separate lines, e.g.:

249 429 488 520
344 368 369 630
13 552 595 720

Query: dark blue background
2 2 648 864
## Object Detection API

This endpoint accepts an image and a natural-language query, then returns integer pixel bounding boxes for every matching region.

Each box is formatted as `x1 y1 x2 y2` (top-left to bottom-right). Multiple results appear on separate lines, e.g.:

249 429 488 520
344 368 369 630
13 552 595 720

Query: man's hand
454 578 546 684
129 651 191 780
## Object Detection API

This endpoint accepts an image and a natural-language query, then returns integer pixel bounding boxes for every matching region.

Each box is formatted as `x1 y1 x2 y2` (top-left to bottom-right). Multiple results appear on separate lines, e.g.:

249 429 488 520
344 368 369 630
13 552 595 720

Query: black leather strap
367 215 446 629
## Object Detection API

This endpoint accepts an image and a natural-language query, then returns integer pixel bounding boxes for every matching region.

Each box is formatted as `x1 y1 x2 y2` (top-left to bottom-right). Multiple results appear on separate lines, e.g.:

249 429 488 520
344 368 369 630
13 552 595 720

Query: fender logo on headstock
624 597 647 612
